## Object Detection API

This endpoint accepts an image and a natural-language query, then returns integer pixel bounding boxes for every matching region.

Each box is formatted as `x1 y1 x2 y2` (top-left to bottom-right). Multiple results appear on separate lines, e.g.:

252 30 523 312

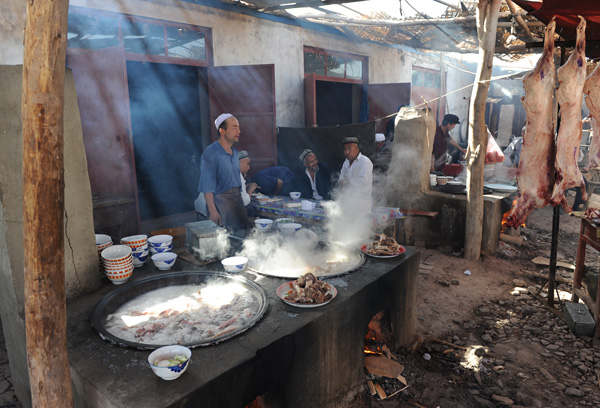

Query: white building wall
3 0 447 127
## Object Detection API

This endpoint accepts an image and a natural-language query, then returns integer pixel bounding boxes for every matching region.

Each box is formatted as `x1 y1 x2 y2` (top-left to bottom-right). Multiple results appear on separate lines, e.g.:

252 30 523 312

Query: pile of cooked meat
284 273 332 304
363 233 402 256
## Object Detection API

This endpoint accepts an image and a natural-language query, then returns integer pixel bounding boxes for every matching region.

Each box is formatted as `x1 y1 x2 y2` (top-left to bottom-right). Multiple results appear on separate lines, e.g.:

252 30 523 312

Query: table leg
572 219 587 304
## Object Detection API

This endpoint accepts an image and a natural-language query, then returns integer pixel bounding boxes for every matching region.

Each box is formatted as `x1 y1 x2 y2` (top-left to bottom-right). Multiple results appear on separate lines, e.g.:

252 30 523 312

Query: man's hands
247 182 258 195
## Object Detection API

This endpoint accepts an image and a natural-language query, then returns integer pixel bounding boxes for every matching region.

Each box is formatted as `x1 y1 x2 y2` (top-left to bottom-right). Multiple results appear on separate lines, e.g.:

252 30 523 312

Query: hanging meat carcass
549 16 587 211
584 63 600 170
505 19 556 228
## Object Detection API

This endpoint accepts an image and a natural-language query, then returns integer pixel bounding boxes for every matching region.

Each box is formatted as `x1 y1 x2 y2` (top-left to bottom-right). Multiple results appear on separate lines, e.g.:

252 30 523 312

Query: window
67 7 211 65
304 47 366 82
412 67 441 89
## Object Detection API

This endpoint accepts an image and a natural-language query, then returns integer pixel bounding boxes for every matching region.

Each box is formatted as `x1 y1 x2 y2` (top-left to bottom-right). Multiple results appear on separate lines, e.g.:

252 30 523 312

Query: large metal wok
247 240 365 279
91 271 268 350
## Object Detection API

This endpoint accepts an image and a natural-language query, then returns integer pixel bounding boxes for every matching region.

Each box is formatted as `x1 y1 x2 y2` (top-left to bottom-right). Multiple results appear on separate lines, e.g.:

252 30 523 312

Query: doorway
126 61 206 220
315 81 354 127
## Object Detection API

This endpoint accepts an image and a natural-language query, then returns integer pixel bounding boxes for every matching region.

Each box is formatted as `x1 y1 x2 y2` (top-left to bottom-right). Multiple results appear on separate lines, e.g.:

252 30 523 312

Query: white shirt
240 173 250 206
305 168 323 200
339 152 373 202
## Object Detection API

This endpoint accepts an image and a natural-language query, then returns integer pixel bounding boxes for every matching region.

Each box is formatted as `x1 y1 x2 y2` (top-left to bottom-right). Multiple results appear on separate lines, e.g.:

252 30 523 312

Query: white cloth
305 168 323 200
240 173 250 206
339 153 373 207
194 192 208 216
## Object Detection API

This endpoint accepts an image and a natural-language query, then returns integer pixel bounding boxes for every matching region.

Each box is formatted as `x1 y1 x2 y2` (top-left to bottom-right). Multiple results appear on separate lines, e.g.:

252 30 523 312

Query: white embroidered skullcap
214 113 233 131
375 133 385 142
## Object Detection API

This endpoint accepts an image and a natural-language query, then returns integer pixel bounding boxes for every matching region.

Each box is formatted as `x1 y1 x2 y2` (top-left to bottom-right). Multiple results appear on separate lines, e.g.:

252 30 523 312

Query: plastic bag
485 128 505 164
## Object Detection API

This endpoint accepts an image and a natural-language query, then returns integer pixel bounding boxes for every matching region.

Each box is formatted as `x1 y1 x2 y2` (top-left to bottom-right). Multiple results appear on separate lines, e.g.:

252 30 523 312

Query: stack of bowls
101 245 133 285
121 234 149 268
95 234 113 271
149 234 173 254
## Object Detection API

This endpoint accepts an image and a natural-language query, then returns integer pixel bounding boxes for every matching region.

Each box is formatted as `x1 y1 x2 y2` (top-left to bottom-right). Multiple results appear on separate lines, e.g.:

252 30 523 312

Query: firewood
397 374 407 385
366 380 376 396
365 355 405 378
532 256 575 270
500 233 524 246
431 337 468 350
374 383 387 400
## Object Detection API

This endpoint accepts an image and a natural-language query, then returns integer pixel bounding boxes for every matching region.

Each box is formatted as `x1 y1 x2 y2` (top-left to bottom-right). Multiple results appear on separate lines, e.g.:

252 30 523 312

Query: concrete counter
67 249 419 408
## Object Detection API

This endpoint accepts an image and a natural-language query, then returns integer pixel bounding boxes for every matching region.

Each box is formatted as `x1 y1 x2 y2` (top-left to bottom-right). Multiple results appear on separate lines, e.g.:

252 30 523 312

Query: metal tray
91 271 268 350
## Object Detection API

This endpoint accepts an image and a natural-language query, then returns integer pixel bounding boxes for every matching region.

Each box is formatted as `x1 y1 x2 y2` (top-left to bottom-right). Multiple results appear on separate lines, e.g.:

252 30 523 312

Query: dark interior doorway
127 61 205 220
316 81 353 127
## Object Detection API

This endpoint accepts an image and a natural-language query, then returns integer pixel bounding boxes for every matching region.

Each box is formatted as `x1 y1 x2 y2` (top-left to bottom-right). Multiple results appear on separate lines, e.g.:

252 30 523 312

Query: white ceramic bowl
275 218 294 229
280 223 302 235
104 267 133 285
95 234 112 246
132 250 150 267
254 219 273 231
120 234 148 246
221 256 248 273
101 245 132 262
289 192 301 200
256 195 269 203
151 252 177 271
148 345 191 381
148 234 173 248
150 244 173 254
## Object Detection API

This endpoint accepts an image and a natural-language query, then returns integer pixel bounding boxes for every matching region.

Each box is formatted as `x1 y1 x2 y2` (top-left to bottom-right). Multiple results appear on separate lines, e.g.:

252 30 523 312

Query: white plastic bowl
289 191 301 200
254 219 273 231
148 345 191 381
221 256 248 273
151 252 177 270
148 234 173 248
280 223 302 235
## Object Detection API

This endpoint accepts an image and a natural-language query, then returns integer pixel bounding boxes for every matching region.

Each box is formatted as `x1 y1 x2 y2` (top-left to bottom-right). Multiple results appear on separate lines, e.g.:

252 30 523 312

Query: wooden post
22 0 74 406
464 0 502 261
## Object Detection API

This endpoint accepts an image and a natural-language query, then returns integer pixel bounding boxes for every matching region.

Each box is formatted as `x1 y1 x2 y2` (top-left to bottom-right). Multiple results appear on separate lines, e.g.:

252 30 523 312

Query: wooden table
571 217 600 338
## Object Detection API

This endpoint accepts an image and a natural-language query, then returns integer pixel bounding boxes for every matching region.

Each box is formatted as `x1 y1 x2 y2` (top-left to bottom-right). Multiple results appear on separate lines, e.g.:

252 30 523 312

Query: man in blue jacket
294 149 332 201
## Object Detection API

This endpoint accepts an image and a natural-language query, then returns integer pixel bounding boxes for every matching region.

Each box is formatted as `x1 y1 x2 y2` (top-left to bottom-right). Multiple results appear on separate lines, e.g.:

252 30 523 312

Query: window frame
68 6 213 67
303 46 367 84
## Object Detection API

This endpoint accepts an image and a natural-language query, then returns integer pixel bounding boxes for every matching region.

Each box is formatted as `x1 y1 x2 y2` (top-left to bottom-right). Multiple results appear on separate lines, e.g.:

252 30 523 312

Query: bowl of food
221 256 249 273
254 218 273 231
289 191 301 200
148 345 191 381
275 218 294 229
280 222 302 235
151 252 177 271
256 195 269 203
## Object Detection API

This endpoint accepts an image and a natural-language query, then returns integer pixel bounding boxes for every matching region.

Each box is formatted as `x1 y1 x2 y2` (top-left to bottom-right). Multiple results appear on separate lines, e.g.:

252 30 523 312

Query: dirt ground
366 197 600 408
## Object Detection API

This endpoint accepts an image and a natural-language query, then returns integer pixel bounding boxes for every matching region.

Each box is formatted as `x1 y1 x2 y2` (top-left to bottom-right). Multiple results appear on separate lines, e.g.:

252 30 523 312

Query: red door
208 64 276 176
367 83 411 133
67 46 140 236
304 73 317 127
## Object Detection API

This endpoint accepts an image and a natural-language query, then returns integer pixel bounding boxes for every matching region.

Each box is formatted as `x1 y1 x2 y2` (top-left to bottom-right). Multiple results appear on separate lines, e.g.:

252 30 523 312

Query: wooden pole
22 0 74 406
464 0 502 260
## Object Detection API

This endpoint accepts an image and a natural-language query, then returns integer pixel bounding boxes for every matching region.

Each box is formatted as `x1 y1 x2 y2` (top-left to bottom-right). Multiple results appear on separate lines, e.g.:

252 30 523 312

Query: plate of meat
361 233 406 258
277 273 337 308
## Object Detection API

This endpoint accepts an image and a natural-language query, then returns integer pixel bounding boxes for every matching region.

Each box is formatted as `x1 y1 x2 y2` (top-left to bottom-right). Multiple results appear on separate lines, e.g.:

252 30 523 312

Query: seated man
250 165 296 196
372 133 393 174
238 150 257 217
295 149 332 200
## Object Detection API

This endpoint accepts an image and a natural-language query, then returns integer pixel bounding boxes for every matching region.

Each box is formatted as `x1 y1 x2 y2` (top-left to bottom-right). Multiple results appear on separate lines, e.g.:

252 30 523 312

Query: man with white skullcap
372 133 393 174
338 137 373 211
294 148 332 200
197 113 249 230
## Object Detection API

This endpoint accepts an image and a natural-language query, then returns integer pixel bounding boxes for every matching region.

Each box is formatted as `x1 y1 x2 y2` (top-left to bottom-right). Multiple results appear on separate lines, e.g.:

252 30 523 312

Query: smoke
237 183 373 277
